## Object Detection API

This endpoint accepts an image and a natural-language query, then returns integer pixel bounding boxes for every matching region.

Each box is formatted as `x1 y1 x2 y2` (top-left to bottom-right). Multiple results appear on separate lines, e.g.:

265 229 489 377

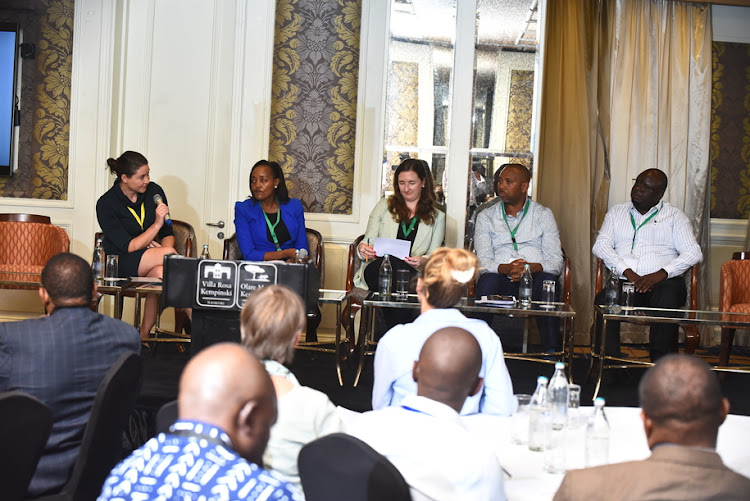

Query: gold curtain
538 0 712 342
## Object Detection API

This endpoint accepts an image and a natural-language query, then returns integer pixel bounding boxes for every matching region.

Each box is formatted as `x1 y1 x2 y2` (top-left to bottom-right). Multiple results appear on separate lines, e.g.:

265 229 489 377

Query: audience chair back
719 255 750 368
298 433 412 501
155 399 178 435
0 391 53 501
33 352 143 501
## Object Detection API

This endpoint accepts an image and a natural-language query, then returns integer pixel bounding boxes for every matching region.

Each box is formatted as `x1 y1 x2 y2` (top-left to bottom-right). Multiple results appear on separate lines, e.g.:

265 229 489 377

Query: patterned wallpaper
270 0 361 214
0 0 72 200
710 41 750 219
505 69 533 172
383 61 419 189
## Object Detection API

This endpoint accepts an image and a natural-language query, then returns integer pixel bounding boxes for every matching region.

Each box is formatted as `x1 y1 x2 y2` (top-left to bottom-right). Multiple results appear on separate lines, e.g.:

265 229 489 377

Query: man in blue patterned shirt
474 163 565 352
98 343 300 501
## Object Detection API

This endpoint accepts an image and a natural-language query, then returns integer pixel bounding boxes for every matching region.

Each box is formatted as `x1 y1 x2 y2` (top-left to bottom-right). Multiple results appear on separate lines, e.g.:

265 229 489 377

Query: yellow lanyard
127 203 145 230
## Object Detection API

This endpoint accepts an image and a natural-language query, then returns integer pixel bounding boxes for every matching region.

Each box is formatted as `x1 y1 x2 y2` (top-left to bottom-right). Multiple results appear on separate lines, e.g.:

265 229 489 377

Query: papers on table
128 277 163 284
373 237 411 260
476 295 517 307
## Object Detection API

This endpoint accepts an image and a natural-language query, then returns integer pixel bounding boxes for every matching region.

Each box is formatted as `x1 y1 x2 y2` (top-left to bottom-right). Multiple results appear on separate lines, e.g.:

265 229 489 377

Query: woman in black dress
96 151 177 339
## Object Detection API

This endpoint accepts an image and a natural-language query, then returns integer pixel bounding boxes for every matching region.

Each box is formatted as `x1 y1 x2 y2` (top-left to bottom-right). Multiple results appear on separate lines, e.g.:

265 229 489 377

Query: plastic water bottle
548 362 569 430
200 244 211 259
91 238 105 281
528 376 549 452
605 267 619 308
585 397 610 467
379 254 392 298
519 263 532 307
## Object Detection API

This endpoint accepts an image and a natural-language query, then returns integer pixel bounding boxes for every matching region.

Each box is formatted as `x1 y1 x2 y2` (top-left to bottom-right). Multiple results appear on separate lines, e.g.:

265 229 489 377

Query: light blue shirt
474 198 564 275
372 308 516 416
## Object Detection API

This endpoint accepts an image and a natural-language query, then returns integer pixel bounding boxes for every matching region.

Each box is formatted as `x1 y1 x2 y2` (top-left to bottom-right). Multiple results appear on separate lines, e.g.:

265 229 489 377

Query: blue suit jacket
234 197 308 261
0 307 141 497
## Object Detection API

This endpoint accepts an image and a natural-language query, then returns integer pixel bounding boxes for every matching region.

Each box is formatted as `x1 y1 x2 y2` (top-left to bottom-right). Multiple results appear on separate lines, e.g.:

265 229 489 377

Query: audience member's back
350 327 506 501
0 252 140 496
97 343 301 501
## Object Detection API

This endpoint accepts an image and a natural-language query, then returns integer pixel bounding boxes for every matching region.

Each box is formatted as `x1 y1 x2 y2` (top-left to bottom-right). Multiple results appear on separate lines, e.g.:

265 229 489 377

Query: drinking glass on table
105 255 119 281
542 280 556 308
622 282 635 312
511 394 532 445
395 269 410 300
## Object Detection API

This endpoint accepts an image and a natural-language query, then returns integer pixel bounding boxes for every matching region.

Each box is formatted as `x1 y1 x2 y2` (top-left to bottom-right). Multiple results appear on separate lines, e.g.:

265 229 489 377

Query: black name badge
236 262 278 308
196 261 238 308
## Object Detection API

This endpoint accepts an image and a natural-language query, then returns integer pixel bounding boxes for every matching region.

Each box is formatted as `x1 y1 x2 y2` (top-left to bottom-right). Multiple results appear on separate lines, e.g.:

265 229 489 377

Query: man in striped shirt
593 168 702 361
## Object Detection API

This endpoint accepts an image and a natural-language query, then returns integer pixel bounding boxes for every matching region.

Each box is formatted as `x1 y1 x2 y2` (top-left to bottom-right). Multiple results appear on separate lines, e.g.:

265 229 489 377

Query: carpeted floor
136 342 750 426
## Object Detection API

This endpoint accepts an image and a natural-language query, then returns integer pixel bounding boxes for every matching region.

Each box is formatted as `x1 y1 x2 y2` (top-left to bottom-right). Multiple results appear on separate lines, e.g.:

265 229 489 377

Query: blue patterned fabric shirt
97 420 301 501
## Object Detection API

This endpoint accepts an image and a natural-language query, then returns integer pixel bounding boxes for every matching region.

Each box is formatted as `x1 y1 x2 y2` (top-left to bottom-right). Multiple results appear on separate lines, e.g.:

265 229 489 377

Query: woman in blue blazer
234 160 308 261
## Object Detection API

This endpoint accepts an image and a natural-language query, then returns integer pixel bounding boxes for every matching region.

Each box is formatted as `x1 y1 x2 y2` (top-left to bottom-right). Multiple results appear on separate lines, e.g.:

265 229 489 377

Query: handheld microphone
152 194 172 226
297 248 309 261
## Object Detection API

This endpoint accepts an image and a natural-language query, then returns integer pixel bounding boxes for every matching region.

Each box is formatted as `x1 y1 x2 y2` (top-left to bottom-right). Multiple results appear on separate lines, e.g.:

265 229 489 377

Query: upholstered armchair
0 217 70 289
719 259 750 368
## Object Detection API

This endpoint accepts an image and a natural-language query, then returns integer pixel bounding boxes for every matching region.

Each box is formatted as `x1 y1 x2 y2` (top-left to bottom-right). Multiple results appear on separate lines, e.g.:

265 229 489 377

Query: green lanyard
501 198 530 251
401 216 418 238
262 205 283 251
127 203 145 230
629 203 661 252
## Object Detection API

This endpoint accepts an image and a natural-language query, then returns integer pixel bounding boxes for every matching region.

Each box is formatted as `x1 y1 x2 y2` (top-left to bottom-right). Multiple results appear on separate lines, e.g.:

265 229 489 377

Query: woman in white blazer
356 159 445 332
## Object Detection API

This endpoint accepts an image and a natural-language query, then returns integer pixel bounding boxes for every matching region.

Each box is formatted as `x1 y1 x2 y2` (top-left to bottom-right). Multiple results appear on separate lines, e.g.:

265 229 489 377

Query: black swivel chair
0 391 53 501
32 352 143 501
155 399 178 435
298 433 412 501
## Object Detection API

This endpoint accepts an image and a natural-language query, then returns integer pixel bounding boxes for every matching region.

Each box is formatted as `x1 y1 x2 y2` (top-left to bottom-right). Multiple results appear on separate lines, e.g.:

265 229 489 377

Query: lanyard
501 198 530 251
401 405 431 416
262 205 283 251
127 203 145 230
401 216 418 237
629 203 661 252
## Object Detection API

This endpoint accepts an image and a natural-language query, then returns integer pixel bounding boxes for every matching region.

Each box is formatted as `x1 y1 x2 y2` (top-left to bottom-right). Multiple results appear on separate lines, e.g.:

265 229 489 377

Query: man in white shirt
592 168 702 361
349 327 506 501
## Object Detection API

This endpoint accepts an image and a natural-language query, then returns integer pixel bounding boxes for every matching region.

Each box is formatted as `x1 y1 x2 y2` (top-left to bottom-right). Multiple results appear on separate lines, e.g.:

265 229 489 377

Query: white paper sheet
373 237 411 260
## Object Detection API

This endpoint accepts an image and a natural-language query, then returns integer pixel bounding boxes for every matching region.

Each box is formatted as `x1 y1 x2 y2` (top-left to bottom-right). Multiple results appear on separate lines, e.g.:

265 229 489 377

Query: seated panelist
356 158 445 289
234 160 308 262
96 150 177 339
473 163 564 352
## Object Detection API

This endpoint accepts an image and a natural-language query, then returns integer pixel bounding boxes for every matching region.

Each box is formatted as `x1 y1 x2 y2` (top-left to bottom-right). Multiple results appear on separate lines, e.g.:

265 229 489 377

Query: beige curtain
537 0 712 344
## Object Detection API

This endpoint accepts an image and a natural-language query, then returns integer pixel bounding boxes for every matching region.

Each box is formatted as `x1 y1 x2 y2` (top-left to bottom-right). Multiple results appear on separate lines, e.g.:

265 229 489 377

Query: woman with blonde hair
371 247 516 416
240 285 343 493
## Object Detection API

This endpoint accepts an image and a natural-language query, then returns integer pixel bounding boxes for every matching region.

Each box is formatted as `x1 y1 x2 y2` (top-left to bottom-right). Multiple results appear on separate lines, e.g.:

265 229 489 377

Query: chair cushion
0 264 44 290
728 304 750 314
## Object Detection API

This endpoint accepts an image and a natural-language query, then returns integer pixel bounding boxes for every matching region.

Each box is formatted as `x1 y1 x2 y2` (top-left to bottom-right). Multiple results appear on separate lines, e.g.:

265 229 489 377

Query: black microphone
152 194 172 226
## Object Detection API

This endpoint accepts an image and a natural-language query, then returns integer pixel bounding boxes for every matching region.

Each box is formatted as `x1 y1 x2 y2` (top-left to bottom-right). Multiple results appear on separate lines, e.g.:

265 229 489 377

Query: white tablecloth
339 406 750 501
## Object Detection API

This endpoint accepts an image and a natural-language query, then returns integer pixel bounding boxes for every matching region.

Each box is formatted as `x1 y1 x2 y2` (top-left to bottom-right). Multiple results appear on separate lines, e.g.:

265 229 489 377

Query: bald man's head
178 343 277 464
413 327 483 412
639 354 729 449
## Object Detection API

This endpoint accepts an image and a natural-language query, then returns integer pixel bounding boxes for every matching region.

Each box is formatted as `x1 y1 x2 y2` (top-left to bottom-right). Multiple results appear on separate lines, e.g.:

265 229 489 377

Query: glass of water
622 282 635 312
395 269 410 300
511 394 532 444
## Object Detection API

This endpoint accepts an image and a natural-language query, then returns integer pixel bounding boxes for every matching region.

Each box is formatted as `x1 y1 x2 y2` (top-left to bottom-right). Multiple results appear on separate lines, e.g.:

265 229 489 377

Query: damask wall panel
0 0 72 200
270 0 361 214
505 69 533 172
710 41 750 219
